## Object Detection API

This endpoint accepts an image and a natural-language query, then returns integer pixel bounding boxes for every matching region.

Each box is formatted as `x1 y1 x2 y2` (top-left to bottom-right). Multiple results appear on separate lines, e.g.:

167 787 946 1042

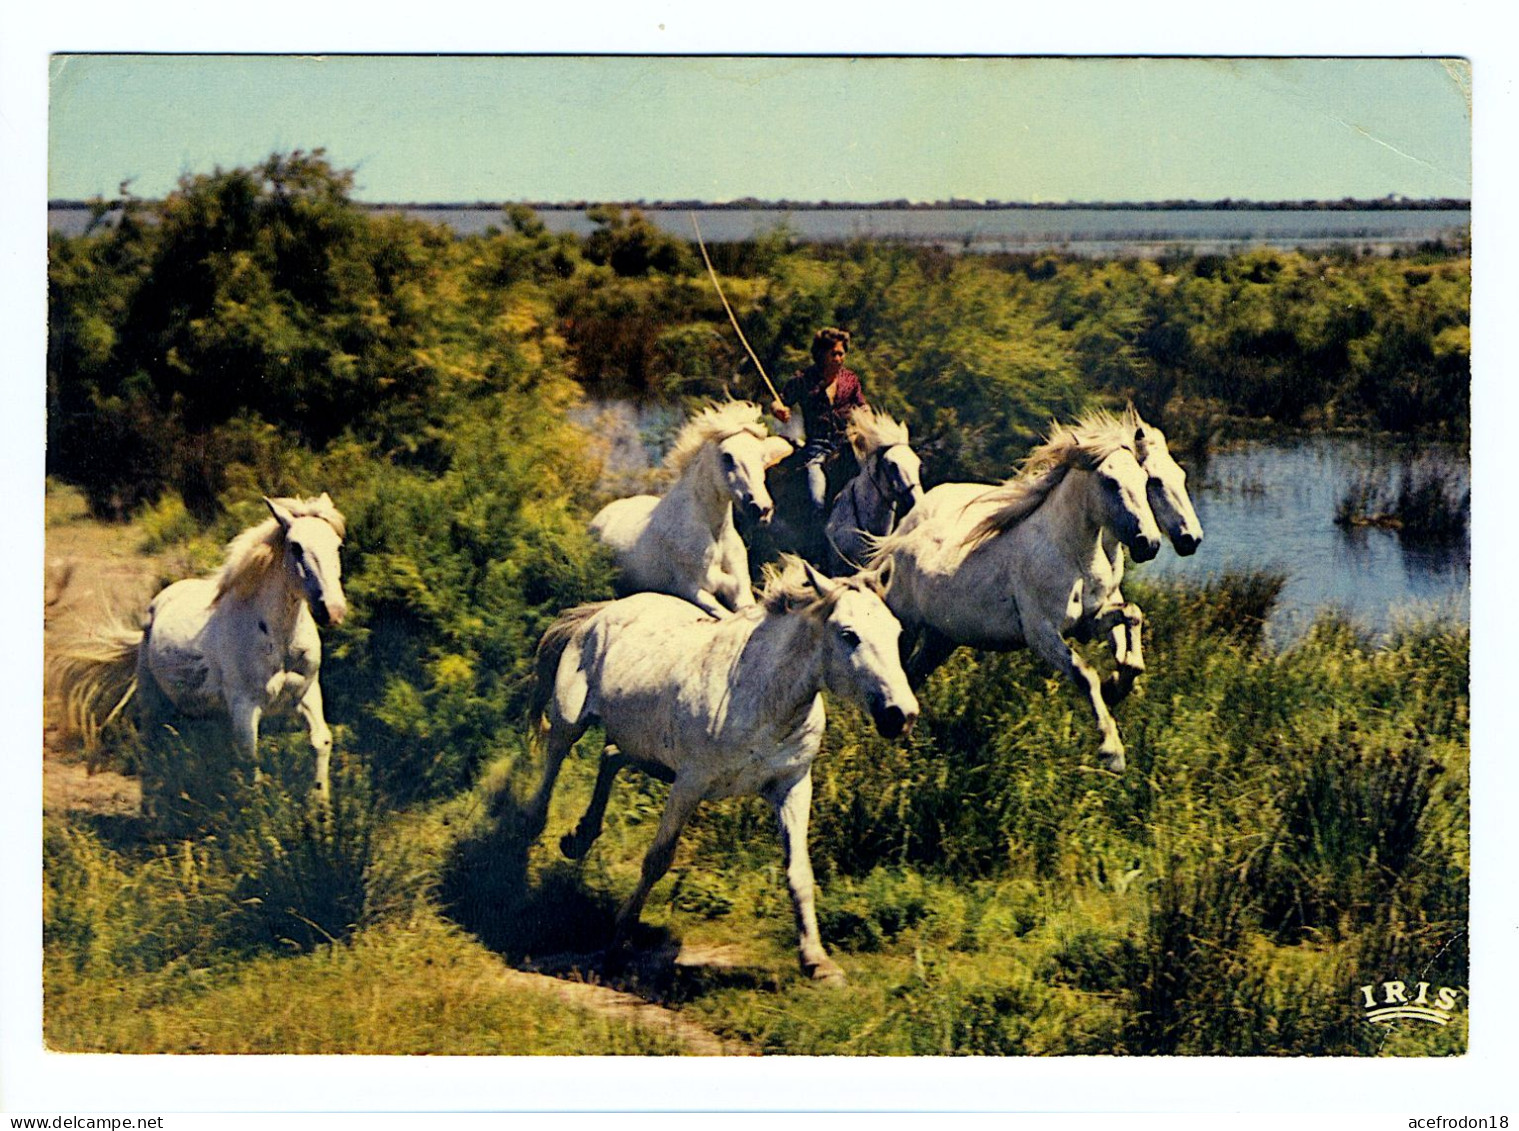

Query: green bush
321 398 615 804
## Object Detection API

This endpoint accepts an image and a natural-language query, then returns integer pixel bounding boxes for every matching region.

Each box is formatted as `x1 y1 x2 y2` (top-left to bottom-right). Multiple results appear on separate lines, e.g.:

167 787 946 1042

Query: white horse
1088 412 1206 706
822 408 925 574
1136 416 1204 561
749 407 924 576
524 557 919 982
590 401 793 617
51 495 348 796
868 411 1161 773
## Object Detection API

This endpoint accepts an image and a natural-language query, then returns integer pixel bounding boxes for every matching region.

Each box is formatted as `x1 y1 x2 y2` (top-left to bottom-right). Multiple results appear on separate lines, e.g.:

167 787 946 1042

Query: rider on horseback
770 327 868 516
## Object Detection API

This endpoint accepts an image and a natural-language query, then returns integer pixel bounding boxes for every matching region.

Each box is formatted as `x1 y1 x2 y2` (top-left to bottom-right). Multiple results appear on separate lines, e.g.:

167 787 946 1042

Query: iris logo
1358 979 1463 1026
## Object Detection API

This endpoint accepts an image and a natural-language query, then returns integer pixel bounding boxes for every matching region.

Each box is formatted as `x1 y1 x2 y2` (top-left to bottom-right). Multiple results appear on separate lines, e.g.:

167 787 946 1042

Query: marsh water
1138 435 1469 641
399 206 1471 257
49 206 1471 257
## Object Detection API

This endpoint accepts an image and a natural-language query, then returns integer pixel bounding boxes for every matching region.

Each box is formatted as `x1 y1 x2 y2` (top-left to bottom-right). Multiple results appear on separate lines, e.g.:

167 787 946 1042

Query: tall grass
671 569 1468 1054
45 570 1468 1055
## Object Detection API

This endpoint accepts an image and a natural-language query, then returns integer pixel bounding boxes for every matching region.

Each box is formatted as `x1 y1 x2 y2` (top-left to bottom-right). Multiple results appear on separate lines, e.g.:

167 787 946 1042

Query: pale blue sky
48 55 1472 203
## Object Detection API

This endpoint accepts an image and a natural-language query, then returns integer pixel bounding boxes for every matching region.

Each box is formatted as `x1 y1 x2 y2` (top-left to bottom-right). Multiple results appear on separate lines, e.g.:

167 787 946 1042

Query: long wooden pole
690 211 782 405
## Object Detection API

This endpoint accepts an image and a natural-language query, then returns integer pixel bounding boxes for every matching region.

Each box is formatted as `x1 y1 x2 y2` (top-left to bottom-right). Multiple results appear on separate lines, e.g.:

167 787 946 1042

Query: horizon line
49 195 1474 211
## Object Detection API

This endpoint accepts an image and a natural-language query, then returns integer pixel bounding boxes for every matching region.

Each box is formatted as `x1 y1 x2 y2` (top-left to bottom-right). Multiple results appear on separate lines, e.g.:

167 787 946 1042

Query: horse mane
214 495 347 604
963 407 1141 551
663 401 769 476
846 407 910 459
759 554 883 616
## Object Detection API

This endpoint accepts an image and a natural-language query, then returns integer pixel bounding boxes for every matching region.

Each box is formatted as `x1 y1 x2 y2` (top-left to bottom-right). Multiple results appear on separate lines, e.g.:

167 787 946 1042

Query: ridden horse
750 407 924 576
590 401 792 617
867 411 1161 773
523 557 919 982
822 408 925 574
51 495 348 796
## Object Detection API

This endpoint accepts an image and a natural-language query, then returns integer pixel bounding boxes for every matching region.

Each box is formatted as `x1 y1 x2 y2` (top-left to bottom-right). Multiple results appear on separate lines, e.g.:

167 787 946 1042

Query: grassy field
41 484 1469 1057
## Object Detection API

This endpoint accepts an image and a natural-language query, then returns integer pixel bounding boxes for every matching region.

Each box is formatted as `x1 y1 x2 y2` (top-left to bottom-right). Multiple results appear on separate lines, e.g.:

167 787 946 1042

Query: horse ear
762 436 794 468
264 496 295 531
800 559 835 600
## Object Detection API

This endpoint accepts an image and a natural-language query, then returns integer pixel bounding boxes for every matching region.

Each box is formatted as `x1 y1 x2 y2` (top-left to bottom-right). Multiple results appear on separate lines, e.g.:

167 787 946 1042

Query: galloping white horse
52 495 348 796
1089 413 1205 706
590 401 792 617
868 411 1161 772
1136 416 1204 561
823 408 925 574
524 557 919 982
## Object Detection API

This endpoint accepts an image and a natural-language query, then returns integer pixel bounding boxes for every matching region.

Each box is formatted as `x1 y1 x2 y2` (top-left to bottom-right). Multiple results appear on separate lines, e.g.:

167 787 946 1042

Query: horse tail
48 612 145 765
529 603 608 728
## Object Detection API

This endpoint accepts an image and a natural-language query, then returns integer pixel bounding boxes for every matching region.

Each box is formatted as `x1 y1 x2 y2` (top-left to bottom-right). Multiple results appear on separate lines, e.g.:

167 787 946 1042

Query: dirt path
42 489 749 1056
494 956 752 1055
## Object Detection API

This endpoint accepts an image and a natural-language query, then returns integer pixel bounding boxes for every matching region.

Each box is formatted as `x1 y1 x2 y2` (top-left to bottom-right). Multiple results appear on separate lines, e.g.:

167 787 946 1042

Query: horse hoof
805 957 847 985
1099 748 1127 774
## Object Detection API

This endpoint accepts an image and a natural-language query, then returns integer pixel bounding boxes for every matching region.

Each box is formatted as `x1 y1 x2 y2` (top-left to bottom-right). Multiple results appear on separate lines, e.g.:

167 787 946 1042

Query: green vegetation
44 154 1469 1055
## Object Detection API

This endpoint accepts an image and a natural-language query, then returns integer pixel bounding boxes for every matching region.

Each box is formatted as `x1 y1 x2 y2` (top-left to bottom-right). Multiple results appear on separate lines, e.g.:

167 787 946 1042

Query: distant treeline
520 197 1473 212
50 196 1472 214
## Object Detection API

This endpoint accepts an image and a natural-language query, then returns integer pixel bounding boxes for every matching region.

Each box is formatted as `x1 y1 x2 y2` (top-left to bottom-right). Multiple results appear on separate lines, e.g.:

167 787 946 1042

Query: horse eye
839 628 861 648
721 452 737 470
288 541 304 557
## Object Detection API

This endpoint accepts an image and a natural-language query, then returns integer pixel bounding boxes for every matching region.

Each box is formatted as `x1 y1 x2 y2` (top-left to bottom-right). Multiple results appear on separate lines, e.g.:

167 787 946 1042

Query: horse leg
766 771 844 984
690 588 730 619
1029 624 1126 773
297 679 334 799
609 779 704 955
1101 602 1146 707
561 745 629 859
228 696 264 783
523 717 586 843
715 540 758 610
905 626 958 688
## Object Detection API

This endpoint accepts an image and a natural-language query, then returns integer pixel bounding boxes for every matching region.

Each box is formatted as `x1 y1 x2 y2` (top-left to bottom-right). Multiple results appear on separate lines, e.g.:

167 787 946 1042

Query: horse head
715 431 793 527
1134 421 1204 556
847 408 923 520
266 496 348 627
872 443 925 518
1091 446 1162 563
798 561 919 739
